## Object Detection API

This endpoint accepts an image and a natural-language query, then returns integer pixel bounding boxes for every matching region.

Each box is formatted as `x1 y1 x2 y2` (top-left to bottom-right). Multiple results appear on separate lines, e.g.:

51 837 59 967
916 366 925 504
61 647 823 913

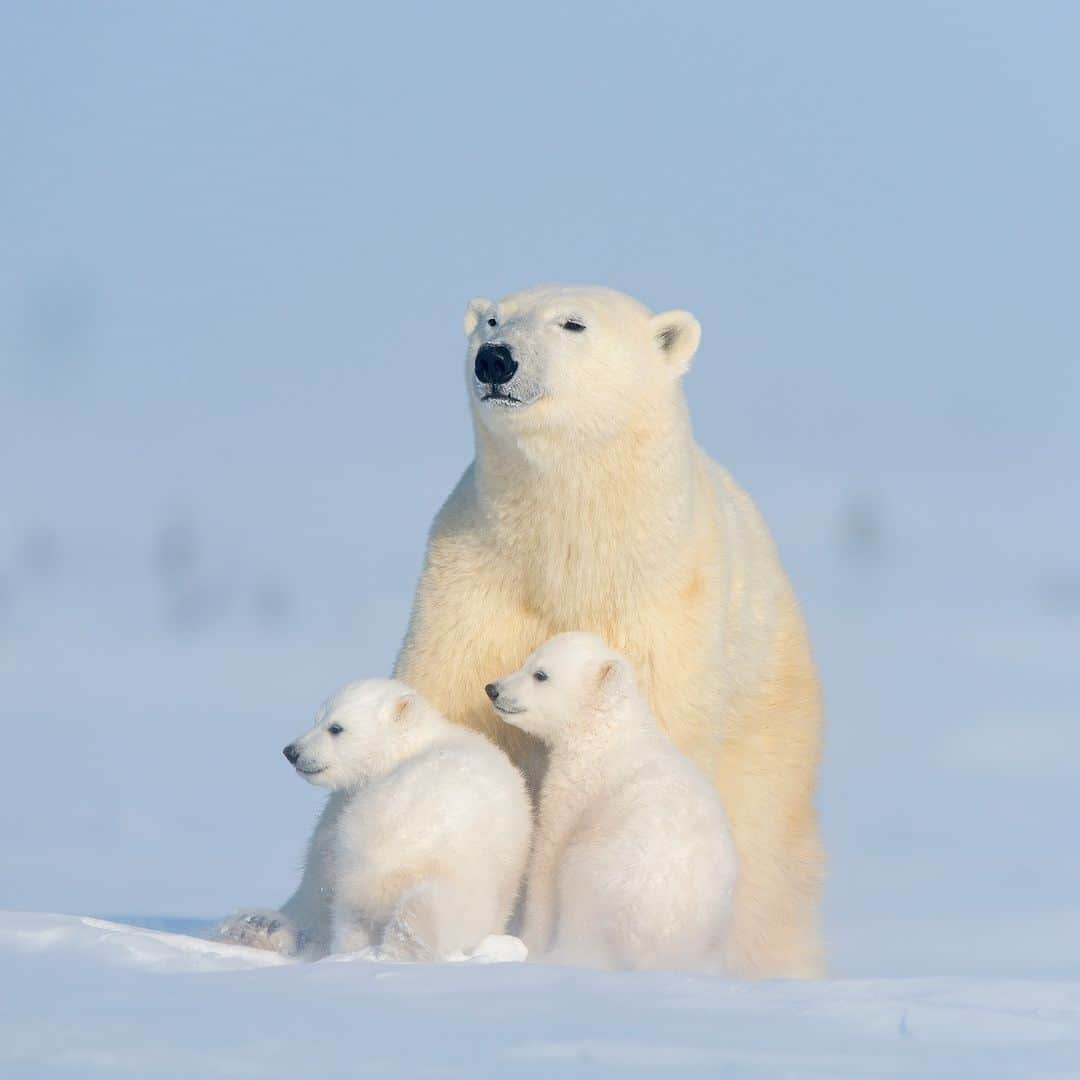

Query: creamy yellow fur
395 285 825 978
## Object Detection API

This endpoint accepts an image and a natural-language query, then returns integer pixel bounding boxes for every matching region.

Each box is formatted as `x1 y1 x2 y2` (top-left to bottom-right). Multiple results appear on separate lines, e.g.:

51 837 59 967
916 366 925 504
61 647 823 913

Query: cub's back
340 732 530 873
572 734 735 876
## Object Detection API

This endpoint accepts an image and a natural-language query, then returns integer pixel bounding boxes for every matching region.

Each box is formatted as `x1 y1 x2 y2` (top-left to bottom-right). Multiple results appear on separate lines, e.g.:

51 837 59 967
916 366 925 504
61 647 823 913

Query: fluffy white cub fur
489 633 737 971
218 679 531 961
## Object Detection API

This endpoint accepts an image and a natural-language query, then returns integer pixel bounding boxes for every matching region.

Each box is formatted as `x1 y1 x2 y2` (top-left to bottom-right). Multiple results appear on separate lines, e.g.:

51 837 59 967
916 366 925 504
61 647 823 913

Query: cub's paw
379 917 437 963
216 910 301 956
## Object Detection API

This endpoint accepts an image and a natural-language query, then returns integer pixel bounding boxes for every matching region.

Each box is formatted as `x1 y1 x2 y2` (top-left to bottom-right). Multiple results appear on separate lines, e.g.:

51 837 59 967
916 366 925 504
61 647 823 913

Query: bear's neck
546 698 655 785
352 717 449 787
472 397 706 624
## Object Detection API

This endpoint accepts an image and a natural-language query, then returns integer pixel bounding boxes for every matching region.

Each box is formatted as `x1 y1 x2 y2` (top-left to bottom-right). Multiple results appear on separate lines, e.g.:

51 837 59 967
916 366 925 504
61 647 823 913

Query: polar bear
282 284 825 977
488 633 737 971
217 679 531 960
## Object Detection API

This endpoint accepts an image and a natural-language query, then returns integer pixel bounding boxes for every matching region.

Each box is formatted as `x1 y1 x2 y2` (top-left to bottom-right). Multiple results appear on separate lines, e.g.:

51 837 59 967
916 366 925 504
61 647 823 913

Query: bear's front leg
330 906 377 955
378 880 474 962
379 888 440 962
215 909 303 956
519 828 564 956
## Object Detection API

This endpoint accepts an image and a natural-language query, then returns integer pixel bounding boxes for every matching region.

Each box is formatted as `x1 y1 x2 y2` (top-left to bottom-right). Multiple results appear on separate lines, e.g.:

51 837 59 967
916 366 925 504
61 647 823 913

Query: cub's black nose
484 683 500 702
283 743 300 764
475 343 518 386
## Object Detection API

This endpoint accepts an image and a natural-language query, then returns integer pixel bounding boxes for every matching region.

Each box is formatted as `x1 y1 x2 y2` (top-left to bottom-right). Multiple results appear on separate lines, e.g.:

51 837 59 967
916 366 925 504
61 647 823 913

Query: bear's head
282 678 438 789
464 285 701 442
485 631 637 745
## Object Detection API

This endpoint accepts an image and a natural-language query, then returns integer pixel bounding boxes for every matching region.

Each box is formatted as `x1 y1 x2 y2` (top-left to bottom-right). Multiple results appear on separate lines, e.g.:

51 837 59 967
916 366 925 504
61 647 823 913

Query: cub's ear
595 656 629 704
393 693 417 723
650 309 701 376
464 296 494 337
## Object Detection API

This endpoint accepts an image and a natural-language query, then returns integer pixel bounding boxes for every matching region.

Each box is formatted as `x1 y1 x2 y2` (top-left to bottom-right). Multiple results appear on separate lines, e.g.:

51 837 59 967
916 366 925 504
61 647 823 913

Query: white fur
490 633 737 972
218 679 531 961
283 284 825 977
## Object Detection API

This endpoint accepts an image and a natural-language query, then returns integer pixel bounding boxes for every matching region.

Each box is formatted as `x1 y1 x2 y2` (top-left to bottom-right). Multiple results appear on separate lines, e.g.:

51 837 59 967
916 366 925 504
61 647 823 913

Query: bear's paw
215 909 302 956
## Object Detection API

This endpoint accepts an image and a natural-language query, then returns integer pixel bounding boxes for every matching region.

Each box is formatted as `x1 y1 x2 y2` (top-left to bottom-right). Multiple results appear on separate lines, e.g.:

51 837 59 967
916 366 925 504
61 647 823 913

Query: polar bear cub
487 633 737 971
224 679 532 961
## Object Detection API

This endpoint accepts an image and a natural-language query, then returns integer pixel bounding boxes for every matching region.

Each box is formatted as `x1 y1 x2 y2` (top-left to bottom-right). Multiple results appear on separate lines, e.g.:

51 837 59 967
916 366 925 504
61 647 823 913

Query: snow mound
1 911 290 973
328 933 529 966
3 912 1079 1077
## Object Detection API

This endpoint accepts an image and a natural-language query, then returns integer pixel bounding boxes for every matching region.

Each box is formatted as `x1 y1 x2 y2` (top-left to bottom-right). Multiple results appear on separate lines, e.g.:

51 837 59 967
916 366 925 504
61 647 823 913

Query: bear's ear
595 656 629 705
464 297 493 337
392 693 417 723
650 310 702 376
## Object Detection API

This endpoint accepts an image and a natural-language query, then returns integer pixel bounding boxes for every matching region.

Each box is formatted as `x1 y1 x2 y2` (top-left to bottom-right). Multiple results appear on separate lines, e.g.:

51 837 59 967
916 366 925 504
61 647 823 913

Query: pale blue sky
1 2 1077 975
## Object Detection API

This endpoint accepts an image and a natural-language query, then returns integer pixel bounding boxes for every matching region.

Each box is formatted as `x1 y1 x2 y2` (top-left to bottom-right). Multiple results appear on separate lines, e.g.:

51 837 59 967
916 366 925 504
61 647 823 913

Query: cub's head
282 678 432 789
485 631 634 745
463 285 701 441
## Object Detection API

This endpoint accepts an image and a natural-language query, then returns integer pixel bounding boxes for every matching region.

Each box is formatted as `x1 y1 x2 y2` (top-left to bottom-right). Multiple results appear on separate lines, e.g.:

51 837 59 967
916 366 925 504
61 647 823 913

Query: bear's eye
533 670 548 682
328 723 344 736
561 319 586 333
487 317 497 327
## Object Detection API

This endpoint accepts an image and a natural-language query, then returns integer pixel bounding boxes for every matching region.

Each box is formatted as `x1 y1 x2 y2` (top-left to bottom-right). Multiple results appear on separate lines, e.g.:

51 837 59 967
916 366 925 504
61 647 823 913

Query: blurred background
1 2 1076 977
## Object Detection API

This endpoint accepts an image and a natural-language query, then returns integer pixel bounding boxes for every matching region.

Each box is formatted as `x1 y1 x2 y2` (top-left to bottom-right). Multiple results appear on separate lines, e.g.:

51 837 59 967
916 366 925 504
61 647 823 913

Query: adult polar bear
394 284 825 978
279 284 824 977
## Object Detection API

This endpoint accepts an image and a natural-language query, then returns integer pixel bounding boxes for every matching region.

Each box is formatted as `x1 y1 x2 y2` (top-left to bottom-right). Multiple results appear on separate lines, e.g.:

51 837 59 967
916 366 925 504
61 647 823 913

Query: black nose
484 683 499 701
475 343 518 386
283 743 300 764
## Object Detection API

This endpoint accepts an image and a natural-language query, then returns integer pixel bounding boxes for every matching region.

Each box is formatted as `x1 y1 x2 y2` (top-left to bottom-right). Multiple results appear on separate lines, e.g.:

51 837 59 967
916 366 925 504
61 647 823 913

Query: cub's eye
487 317 497 327
562 319 586 332
327 723 344 736
533 670 548 682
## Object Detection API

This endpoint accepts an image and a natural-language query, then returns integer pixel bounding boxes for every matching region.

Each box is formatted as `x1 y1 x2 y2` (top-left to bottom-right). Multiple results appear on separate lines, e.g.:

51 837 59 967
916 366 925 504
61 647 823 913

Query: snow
3 2 1079 1075
3 913 1078 1078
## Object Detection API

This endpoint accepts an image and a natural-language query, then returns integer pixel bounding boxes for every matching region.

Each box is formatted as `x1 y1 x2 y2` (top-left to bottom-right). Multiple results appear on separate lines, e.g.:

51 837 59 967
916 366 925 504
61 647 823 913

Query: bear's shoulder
429 462 479 537
354 735 521 837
